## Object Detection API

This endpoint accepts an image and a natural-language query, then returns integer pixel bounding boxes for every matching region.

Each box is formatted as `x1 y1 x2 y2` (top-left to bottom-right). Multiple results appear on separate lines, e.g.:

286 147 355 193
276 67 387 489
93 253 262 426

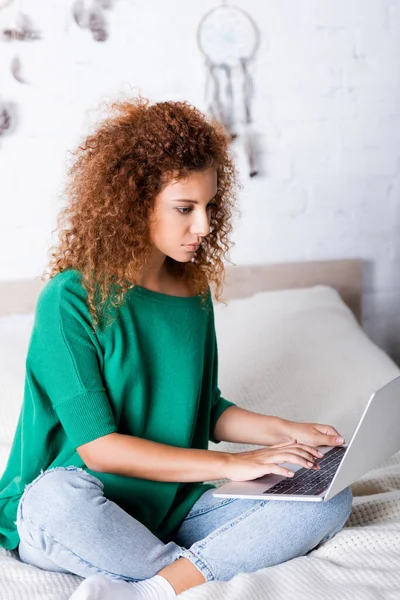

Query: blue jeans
16 467 353 583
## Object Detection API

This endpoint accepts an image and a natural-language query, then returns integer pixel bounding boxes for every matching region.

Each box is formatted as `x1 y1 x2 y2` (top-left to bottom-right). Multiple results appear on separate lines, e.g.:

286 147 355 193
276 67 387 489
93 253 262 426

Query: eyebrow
171 198 216 204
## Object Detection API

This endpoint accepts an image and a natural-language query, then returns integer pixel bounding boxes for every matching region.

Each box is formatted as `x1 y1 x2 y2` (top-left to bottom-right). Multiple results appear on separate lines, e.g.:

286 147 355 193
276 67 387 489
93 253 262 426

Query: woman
0 97 352 600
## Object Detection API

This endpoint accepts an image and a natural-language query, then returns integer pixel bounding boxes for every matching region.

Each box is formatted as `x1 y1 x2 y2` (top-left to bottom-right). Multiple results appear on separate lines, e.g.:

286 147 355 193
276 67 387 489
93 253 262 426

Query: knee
18 467 103 528
317 486 353 545
328 485 353 522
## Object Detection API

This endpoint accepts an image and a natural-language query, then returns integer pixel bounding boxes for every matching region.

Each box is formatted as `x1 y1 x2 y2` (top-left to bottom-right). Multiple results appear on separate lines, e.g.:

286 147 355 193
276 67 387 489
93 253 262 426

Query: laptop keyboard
263 446 347 496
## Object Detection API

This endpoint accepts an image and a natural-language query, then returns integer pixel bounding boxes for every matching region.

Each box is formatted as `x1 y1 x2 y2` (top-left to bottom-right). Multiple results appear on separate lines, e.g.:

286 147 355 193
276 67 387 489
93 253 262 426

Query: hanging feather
88 5 108 41
0 28 13 41
0 27 41 41
206 61 230 136
0 103 13 136
72 0 90 28
72 0 103 29
205 59 238 142
241 57 258 177
95 0 113 9
15 13 40 39
10 56 27 83
0 12 41 42
220 63 237 140
205 60 221 122
72 0 108 41
243 126 258 177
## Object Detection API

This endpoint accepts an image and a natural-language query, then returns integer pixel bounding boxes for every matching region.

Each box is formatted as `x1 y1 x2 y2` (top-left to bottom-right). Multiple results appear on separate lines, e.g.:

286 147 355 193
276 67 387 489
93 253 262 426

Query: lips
184 244 200 251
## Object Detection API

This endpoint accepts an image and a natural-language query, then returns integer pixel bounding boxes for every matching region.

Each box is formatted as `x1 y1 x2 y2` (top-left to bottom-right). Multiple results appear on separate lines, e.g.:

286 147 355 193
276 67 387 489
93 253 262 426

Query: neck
136 250 169 291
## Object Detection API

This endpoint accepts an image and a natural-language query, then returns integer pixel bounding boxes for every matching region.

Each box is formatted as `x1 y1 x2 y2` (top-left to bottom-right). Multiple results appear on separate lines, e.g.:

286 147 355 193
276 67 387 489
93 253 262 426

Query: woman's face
149 168 218 263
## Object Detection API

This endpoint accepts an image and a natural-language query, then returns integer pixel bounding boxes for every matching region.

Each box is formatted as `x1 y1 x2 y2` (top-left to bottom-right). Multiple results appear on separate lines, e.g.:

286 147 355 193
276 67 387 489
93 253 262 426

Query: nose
190 210 210 238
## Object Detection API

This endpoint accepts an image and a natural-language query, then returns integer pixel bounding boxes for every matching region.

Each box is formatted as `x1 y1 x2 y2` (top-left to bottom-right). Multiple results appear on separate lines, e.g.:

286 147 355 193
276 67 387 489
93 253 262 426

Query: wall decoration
0 7 41 84
72 0 114 42
0 2 41 138
197 2 260 177
0 10 40 42
0 102 13 137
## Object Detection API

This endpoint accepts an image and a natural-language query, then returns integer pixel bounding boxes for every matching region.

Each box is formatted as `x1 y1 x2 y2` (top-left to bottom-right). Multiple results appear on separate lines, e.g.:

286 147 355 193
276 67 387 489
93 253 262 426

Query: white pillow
213 285 400 453
0 314 34 453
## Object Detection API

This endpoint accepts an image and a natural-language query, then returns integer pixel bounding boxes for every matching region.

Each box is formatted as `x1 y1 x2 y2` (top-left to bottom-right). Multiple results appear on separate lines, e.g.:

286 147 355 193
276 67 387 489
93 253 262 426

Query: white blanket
1 286 400 599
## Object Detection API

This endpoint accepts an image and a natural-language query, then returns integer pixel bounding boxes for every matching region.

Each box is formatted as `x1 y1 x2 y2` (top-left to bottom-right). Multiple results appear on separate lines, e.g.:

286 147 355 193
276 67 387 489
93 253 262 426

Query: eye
176 202 217 216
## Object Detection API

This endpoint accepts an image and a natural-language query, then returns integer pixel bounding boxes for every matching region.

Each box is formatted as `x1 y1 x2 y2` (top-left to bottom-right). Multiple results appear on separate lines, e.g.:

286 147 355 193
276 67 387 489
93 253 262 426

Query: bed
1 259 400 600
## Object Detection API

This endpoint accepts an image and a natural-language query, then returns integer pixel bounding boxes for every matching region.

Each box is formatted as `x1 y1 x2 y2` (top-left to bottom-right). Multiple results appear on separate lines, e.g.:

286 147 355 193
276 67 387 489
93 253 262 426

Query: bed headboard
220 259 362 322
0 259 362 322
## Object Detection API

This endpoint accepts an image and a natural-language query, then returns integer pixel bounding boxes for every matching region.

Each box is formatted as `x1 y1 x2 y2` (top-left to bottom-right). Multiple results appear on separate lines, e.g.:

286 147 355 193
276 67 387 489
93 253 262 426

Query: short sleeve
208 300 235 444
26 272 117 448
209 389 235 443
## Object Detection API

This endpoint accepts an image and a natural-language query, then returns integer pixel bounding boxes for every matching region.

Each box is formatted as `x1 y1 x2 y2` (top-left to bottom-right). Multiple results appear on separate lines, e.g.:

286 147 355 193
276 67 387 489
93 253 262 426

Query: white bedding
1 285 400 599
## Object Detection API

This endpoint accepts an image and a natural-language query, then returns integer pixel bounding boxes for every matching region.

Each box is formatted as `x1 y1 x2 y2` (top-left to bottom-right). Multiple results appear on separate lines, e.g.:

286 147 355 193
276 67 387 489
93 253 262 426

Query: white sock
69 573 177 600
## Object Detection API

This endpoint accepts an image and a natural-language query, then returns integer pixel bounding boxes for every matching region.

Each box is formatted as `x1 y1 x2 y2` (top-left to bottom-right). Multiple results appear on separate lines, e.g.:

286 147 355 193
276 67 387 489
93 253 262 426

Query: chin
164 248 195 263
168 255 192 263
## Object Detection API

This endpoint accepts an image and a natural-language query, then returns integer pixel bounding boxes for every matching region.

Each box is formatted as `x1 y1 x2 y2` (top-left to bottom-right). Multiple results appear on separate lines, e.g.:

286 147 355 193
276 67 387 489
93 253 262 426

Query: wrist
219 452 234 479
270 417 294 444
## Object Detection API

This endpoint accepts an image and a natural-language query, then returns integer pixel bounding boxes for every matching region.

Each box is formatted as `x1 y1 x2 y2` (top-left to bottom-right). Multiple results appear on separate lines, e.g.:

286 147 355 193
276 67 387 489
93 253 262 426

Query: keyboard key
264 446 346 496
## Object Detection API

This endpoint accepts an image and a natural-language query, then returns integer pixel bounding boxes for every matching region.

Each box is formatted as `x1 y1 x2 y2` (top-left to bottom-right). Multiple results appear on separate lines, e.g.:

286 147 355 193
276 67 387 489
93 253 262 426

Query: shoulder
36 269 89 320
27 271 95 363
40 269 85 298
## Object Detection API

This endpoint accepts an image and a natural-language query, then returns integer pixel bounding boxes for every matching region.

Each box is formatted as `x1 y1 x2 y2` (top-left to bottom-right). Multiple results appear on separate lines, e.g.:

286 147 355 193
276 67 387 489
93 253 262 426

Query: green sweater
0 270 235 550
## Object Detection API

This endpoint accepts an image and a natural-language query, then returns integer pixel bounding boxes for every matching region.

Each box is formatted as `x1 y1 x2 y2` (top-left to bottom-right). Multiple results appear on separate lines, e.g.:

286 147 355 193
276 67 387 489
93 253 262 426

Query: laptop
213 375 400 502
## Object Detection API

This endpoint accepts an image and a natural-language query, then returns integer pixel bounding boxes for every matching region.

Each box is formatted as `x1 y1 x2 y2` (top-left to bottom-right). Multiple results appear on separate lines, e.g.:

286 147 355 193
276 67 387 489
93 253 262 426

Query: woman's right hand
223 439 323 482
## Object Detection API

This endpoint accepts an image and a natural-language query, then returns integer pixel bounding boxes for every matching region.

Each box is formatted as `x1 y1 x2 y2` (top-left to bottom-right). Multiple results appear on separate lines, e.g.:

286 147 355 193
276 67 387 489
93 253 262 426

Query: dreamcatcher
197 3 260 177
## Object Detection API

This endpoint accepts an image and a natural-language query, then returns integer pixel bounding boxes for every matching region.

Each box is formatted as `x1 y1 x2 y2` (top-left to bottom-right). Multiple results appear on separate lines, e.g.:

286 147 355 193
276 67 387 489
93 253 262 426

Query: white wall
1 1 400 360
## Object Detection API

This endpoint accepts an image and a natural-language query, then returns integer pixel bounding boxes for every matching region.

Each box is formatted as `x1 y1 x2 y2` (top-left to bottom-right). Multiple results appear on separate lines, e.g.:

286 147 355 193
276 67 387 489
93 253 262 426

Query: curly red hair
44 96 239 329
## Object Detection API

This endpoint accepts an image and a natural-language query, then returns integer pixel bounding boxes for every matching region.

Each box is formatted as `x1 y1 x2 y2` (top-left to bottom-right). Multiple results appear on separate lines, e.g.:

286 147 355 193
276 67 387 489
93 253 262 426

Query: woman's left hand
281 420 345 448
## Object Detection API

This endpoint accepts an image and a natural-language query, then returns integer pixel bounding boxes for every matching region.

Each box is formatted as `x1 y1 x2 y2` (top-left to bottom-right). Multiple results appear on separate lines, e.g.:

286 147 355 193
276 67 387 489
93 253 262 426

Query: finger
269 452 318 470
280 451 319 468
268 465 296 478
314 424 344 445
276 442 322 458
314 423 340 436
293 444 324 458
315 434 345 446
283 449 320 463
266 447 317 462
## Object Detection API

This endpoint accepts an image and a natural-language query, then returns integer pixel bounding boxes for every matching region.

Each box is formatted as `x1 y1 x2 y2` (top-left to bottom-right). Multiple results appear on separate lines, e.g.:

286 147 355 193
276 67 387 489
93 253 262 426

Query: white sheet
1 286 400 599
